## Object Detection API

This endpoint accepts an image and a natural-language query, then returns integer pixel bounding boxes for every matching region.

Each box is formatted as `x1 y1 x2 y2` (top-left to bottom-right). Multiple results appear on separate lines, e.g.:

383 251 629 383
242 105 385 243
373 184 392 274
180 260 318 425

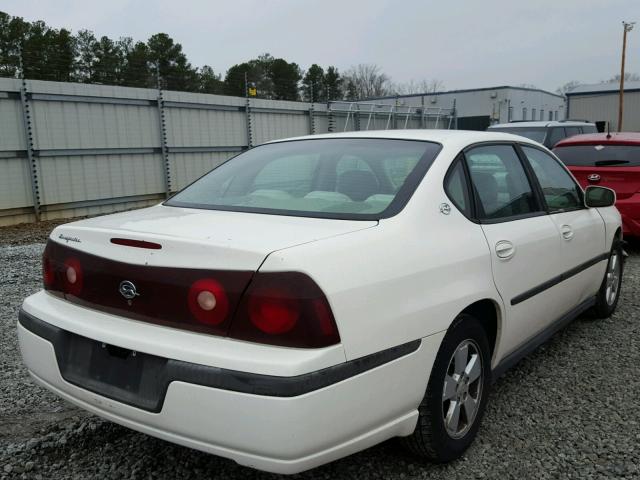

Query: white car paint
18 129 622 474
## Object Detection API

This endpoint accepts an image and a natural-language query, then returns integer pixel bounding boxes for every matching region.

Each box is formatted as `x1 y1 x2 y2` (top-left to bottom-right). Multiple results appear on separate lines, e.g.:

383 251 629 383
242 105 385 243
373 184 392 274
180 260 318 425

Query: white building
364 86 566 130
566 81 640 132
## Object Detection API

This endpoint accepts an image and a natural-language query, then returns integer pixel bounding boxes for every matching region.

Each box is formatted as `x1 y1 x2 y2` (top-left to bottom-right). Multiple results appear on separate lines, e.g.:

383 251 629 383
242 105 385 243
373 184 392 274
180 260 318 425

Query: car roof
267 129 541 149
554 132 640 147
489 121 594 128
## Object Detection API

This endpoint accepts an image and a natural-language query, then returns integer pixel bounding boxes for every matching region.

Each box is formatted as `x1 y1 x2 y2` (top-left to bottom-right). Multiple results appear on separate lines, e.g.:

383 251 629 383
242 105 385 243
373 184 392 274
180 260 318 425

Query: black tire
593 238 624 319
401 314 491 462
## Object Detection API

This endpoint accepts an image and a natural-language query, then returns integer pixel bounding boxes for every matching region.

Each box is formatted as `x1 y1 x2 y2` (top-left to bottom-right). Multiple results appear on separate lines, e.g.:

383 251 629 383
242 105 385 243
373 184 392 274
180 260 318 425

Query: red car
553 132 640 237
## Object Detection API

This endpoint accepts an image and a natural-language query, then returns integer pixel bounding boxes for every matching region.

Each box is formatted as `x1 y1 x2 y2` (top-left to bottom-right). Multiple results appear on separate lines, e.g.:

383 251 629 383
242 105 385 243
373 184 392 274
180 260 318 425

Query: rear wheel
593 239 624 318
401 314 491 462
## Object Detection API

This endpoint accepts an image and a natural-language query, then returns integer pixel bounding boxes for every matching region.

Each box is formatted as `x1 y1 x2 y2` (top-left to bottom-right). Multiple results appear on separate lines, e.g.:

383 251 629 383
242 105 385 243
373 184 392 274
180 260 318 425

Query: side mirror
584 186 616 208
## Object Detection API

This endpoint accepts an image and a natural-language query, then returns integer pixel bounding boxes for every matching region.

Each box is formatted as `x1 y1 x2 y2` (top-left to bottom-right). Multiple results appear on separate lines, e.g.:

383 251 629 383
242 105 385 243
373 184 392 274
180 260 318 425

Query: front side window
465 145 539 221
522 146 582 212
166 138 441 219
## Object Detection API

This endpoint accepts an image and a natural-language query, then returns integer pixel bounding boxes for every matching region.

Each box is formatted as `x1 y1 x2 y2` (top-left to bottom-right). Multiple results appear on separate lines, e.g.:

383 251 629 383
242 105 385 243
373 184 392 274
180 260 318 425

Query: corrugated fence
0 78 453 226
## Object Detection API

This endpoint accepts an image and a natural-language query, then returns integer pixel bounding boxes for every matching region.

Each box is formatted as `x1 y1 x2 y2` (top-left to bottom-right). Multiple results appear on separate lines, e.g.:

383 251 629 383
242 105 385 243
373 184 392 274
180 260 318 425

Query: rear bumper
17 303 443 474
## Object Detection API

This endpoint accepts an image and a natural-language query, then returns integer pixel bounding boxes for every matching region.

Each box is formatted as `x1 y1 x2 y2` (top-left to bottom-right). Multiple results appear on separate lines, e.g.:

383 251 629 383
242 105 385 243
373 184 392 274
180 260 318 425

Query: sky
1 0 638 93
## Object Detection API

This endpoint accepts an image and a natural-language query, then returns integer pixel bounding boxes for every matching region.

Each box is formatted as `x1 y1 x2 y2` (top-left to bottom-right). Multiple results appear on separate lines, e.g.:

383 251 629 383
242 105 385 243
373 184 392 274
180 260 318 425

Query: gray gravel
1 223 639 479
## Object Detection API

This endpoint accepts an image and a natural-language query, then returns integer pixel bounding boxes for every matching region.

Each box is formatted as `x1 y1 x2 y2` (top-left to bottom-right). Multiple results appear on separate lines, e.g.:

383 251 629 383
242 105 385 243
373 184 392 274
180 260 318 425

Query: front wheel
401 314 491 462
593 240 624 318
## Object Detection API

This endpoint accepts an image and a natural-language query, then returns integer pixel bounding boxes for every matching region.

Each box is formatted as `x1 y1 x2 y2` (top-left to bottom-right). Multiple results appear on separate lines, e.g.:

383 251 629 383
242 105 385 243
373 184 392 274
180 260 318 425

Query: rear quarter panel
261 152 503 362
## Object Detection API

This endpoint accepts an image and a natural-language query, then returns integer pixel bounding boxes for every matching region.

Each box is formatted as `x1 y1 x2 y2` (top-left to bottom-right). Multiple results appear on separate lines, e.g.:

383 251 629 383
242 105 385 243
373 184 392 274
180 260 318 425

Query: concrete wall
567 91 640 132
0 78 453 226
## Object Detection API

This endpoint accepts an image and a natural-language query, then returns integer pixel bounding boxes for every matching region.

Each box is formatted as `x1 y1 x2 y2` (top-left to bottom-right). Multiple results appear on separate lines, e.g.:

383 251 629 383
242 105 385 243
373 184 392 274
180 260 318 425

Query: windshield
490 127 547 143
166 138 442 220
553 145 640 167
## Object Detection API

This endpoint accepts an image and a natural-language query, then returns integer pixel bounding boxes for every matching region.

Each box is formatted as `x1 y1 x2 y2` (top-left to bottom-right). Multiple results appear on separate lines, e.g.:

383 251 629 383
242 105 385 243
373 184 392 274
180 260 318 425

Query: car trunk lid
45 204 376 337
52 204 377 270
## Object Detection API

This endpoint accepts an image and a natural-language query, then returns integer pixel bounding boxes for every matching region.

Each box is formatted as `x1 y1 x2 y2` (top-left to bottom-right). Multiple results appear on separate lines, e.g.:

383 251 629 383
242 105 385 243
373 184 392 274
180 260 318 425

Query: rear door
462 144 569 360
520 145 606 305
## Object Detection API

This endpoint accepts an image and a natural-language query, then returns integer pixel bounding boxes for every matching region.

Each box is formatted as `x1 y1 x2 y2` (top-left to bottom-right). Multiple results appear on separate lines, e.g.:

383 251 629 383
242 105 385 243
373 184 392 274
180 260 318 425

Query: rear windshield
166 138 442 220
553 145 640 167
489 127 546 143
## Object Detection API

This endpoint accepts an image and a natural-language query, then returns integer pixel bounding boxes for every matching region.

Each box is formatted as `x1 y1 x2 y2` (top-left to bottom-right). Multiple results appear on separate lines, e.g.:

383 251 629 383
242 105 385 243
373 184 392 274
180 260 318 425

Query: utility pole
618 21 635 131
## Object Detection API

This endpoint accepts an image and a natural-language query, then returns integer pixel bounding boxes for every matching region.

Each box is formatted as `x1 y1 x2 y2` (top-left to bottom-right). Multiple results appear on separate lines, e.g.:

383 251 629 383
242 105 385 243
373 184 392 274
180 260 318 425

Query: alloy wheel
605 250 621 306
442 339 483 439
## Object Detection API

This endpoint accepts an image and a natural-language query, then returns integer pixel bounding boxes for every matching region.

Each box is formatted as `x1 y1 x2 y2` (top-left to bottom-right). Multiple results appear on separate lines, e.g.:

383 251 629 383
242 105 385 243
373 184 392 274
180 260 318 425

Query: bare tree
342 64 391 99
602 72 640 83
555 80 582 96
390 78 445 95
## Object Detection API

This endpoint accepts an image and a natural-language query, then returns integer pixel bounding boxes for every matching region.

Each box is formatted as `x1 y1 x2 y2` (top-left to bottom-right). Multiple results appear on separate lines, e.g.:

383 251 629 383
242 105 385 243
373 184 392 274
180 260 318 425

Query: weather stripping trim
18 309 421 412
510 253 609 306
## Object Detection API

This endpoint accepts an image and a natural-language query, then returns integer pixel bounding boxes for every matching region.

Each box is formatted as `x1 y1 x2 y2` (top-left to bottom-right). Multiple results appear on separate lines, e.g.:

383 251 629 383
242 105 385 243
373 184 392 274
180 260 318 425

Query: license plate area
87 343 144 392
57 331 169 412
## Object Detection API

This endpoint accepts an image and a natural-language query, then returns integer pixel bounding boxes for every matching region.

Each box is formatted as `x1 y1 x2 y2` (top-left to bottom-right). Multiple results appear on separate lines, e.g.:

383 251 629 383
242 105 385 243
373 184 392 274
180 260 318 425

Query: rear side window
444 158 471 217
465 145 539 221
521 146 582 212
553 145 640 167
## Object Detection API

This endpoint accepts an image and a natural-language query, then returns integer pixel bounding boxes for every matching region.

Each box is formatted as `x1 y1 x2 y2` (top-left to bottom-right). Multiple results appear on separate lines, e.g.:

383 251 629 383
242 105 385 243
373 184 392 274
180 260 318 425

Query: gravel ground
1 222 639 479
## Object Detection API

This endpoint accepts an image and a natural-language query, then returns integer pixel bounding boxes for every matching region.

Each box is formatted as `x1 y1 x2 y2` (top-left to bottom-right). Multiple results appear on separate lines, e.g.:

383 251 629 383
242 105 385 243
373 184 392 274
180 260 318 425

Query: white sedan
18 130 623 474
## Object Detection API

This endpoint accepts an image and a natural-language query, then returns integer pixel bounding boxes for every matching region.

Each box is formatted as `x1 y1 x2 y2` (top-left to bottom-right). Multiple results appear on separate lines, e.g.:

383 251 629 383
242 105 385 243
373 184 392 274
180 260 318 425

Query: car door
520 145 606 305
463 144 570 361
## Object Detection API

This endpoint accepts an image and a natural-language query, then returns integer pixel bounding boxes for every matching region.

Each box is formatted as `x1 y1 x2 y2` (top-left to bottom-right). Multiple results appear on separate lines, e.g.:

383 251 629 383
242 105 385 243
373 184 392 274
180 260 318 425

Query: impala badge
119 280 140 301
587 174 601 181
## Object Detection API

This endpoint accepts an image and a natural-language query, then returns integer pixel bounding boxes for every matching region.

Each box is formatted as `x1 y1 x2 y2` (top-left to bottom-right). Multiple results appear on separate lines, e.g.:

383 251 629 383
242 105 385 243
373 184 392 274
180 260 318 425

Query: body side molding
511 253 608 306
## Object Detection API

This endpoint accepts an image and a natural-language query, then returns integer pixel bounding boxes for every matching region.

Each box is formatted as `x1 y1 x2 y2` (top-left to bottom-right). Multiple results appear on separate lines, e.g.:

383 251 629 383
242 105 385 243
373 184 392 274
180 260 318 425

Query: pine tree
199 65 224 94
301 64 324 102
324 66 342 101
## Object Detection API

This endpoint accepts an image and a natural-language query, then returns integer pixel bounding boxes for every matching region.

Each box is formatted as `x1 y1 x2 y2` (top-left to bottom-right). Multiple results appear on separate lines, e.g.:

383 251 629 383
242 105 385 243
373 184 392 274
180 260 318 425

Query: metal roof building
361 85 565 131
566 81 640 132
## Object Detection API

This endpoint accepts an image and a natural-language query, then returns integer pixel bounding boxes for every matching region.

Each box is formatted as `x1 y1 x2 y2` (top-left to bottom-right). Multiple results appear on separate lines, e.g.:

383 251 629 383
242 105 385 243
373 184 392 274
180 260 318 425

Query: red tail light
229 272 340 348
42 240 340 348
42 251 55 288
248 287 300 334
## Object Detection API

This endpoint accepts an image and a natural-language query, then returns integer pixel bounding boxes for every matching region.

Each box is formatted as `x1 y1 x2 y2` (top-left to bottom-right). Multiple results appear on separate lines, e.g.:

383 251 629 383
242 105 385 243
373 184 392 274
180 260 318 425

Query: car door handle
561 225 574 241
495 240 515 260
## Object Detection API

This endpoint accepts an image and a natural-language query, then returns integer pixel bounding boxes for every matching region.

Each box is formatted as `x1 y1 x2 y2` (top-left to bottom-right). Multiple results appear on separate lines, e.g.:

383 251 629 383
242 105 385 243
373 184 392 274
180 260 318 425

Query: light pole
618 21 635 131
